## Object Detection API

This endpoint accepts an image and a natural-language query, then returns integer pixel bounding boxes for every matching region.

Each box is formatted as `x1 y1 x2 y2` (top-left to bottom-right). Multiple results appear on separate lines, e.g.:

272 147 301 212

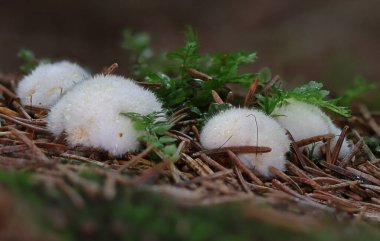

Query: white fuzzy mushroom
16 61 90 107
272 99 350 158
200 108 291 177
47 74 162 155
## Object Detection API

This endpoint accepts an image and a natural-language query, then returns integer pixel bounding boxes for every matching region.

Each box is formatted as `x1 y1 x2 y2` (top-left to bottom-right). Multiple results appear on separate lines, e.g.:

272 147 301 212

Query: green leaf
159 136 177 144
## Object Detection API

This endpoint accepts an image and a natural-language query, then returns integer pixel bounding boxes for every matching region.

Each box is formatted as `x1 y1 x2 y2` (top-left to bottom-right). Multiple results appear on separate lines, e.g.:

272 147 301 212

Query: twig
331 125 349 164
118 146 153 172
244 77 259 107
8 126 50 163
293 134 335 147
193 145 271 157
359 104 380 136
227 150 263 185
339 140 363 167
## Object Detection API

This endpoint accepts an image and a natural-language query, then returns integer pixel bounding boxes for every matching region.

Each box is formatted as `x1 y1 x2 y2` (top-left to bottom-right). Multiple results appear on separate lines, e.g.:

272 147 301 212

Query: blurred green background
0 0 379 93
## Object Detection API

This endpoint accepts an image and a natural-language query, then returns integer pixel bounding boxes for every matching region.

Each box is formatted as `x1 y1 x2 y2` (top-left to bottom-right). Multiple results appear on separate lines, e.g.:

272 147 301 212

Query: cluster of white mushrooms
17 61 163 156
16 61 351 177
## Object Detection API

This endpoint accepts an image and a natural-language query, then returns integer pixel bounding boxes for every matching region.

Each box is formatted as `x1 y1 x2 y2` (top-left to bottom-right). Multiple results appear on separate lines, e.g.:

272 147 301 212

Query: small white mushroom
200 108 291 177
16 61 90 107
47 74 162 155
273 99 350 158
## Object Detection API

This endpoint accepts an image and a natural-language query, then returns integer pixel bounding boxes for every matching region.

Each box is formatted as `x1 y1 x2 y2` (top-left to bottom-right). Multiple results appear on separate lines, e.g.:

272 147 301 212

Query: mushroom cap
47 74 162 155
273 99 350 158
200 107 290 177
16 61 90 107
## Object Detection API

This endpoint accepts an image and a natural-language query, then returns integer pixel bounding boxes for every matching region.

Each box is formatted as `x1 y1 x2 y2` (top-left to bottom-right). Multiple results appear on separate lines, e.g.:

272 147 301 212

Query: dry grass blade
0 83 18 100
244 77 259 107
193 145 271 157
227 150 263 185
0 144 28 154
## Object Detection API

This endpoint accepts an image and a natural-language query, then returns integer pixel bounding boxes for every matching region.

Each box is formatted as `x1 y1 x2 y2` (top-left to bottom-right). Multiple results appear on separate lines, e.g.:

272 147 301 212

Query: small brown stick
8 126 50 163
269 166 303 194
211 90 224 104
227 150 263 185
331 125 349 164
339 140 363 167
0 83 18 99
102 63 119 75
363 161 380 179
186 68 212 81
326 139 332 163
191 125 200 141
60 153 109 168
0 113 49 133
118 146 154 172
293 134 335 147
309 191 359 212
320 161 358 180
290 142 307 168
286 162 309 179
319 180 360 191
346 167 380 186
359 104 380 136
177 169 233 187
225 91 234 103
244 77 259 107
200 153 227 171
289 176 321 189
12 101 32 121
271 179 304 199
360 184 380 193
0 144 28 154
126 159 172 186
234 165 253 194
193 145 271 157
352 130 376 162
312 177 341 184
260 75 280 94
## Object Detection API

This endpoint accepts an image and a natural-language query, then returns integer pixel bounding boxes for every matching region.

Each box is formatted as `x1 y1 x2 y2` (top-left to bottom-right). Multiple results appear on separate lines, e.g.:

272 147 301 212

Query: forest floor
1 71 380 241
